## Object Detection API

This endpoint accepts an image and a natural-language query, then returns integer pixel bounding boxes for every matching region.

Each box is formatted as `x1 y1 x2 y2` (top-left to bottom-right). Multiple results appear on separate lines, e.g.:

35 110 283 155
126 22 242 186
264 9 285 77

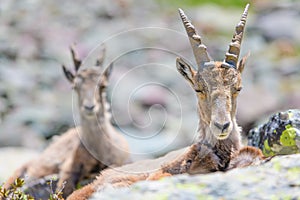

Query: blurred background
0 0 300 182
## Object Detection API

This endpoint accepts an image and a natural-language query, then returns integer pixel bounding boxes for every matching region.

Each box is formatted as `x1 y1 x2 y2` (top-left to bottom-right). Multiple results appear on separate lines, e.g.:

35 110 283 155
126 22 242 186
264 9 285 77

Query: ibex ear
99 63 113 88
62 65 75 83
237 52 250 73
176 57 196 86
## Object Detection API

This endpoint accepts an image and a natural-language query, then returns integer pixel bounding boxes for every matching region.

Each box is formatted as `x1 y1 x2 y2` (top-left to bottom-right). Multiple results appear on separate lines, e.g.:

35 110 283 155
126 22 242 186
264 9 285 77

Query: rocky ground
0 0 300 192
91 154 300 200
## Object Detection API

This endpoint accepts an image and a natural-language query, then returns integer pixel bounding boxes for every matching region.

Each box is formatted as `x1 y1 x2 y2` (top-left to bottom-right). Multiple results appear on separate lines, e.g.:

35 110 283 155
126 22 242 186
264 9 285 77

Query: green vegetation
0 178 64 200
0 178 34 200
156 0 248 9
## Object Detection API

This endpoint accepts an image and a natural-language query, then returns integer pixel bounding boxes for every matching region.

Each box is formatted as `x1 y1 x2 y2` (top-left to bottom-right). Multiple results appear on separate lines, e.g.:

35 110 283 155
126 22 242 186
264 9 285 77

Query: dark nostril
223 122 230 131
214 122 223 130
214 122 230 132
84 105 95 111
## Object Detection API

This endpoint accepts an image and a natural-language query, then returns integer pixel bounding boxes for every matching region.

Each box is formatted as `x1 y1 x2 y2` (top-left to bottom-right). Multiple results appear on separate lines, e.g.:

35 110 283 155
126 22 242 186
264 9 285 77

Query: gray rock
253 2 300 43
91 154 300 200
248 109 300 156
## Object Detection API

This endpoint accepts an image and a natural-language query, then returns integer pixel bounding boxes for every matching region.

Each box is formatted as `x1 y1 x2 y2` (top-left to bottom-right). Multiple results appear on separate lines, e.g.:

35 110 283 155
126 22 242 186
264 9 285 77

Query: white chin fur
83 111 96 117
215 133 229 140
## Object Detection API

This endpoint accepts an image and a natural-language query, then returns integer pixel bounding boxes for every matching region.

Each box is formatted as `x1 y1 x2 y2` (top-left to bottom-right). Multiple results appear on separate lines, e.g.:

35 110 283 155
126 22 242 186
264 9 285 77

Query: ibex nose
84 104 95 111
214 121 230 132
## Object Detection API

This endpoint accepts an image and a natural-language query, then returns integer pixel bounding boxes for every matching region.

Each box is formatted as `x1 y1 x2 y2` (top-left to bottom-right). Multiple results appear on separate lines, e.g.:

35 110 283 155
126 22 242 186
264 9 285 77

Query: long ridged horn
70 45 82 72
178 8 211 69
95 44 106 67
222 4 249 69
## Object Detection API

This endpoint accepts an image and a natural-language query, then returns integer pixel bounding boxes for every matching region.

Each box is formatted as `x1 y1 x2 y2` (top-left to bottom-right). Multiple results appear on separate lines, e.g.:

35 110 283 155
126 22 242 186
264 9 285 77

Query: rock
0 147 39 183
253 2 300 43
248 109 300 156
22 174 59 200
91 154 300 199
20 174 92 199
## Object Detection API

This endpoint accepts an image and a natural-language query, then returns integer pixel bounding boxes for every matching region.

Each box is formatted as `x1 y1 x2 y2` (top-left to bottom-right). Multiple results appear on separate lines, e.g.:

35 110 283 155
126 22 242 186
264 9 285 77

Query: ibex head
177 4 249 140
62 45 112 118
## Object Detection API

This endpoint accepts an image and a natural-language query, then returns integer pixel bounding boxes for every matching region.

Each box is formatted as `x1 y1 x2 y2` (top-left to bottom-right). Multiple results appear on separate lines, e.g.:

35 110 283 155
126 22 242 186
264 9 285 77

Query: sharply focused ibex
4 45 129 198
67 4 266 200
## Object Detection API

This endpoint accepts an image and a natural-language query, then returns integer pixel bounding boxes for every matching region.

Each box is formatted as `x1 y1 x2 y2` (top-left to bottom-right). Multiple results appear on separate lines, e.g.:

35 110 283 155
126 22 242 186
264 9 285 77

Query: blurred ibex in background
5 45 129 198
67 4 267 200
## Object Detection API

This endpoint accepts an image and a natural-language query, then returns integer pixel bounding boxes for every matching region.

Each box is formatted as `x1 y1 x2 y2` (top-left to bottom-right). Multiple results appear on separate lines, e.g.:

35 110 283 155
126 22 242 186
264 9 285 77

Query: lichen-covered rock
248 109 300 156
90 154 300 200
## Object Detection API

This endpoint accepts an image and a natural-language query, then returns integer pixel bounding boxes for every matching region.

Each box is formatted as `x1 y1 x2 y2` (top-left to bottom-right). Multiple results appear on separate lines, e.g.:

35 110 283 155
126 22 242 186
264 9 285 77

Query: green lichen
196 195 214 200
263 139 275 156
271 195 294 200
282 196 293 200
273 161 282 172
239 189 251 197
154 193 169 200
131 185 141 191
176 183 205 191
287 166 300 174
280 125 296 147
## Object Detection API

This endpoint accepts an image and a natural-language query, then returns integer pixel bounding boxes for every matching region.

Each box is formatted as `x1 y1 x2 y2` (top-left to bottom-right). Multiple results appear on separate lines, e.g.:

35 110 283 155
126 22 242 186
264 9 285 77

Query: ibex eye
98 84 106 90
195 89 204 94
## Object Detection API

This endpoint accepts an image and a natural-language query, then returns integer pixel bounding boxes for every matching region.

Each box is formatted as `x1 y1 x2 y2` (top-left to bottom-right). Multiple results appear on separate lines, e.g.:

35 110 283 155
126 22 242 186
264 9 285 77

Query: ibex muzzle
210 92 233 139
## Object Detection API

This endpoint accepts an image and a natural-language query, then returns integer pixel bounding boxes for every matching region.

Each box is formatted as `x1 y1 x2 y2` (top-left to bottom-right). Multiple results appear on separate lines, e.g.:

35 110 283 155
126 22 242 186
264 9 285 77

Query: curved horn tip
242 4 250 18
245 4 250 11
178 8 189 21
69 43 77 52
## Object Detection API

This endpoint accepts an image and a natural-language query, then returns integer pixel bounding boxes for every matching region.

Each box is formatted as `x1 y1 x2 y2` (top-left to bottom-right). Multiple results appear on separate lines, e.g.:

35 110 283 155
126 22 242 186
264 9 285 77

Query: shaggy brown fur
228 146 267 170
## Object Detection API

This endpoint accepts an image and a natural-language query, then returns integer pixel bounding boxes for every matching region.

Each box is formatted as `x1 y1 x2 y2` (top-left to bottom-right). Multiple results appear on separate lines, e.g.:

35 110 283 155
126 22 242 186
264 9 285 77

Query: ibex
67 4 266 200
4 45 129 198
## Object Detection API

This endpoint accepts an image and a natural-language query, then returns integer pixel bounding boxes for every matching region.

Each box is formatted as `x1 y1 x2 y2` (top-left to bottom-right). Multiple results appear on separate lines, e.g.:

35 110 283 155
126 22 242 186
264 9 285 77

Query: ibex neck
197 117 242 170
80 114 111 135
79 110 114 159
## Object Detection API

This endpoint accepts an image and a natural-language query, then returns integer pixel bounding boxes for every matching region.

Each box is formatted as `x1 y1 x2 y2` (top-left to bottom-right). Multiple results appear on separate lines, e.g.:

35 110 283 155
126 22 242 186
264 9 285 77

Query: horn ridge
178 8 211 69
223 4 249 68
